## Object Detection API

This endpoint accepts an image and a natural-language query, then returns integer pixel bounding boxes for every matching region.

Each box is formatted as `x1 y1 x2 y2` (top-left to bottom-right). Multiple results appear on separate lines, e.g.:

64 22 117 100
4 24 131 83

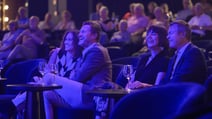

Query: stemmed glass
122 65 134 82
49 64 58 75
38 61 48 76
122 64 134 92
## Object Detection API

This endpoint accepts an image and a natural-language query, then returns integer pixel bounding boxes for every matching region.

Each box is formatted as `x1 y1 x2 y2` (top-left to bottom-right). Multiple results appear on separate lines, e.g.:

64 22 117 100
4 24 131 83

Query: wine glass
122 65 134 92
38 61 47 76
122 65 134 82
49 64 58 75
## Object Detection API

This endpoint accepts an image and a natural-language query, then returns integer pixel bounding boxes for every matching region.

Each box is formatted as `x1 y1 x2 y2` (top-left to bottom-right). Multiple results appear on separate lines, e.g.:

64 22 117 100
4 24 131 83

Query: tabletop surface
7 83 62 91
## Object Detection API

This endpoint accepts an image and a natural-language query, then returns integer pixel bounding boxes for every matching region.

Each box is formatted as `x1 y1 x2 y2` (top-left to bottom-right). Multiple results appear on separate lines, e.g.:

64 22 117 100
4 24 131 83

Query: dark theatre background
31 0 202 29
0 0 201 30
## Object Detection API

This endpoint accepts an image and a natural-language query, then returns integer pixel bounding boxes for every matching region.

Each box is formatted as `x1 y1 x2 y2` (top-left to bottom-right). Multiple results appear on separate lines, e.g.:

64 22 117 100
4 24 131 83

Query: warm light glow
54 11 58 16
53 0 57 5
4 17 9 22
4 5 9 10
25 2 28 7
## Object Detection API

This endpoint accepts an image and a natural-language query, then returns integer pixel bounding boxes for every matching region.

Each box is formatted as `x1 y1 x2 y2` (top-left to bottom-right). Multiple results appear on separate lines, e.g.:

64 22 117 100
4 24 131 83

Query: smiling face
194 3 204 16
64 32 74 51
29 16 39 29
146 30 159 49
99 6 108 19
78 25 94 48
167 24 186 49
8 20 18 31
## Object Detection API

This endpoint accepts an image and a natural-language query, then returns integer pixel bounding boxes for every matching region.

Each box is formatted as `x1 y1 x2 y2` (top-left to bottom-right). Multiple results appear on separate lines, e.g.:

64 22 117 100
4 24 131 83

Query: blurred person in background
123 3 135 20
160 3 174 22
175 0 194 22
98 6 115 39
110 19 131 43
148 7 169 29
0 20 20 60
15 6 29 32
8 16 45 61
188 2 212 41
38 13 54 31
146 1 158 20
127 3 149 37
89 2 103 20
54 10 76 31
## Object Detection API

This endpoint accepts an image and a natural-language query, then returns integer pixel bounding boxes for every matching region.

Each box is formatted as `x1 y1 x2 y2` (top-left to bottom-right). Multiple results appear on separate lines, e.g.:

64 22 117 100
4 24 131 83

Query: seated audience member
0 20 20 60
123 3 135 20
89 2 103 20
175 0 194 22
122 25 170 89
160 3 174 22
127 3 149 37
12 21 112 119
15 6 29 32
98 6 115 39
38 13 54 30
54 10 76 31
146 1 158 20
148 6 169 29
110 19 131 43
47 30 83 78
160 20 207 84
7 16 45 61
188 2 212 41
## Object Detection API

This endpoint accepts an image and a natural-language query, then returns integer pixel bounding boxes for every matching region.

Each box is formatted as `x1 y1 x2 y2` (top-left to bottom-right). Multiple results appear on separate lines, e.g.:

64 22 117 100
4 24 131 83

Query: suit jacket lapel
173 44 192 75
166 54 177 80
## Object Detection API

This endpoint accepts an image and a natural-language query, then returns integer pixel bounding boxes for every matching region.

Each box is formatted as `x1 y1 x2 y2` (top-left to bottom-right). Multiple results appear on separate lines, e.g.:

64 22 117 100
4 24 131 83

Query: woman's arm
48 48 60 65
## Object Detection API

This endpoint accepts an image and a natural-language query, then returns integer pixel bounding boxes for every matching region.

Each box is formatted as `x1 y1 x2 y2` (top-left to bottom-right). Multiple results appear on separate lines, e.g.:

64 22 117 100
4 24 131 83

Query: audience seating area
0 11 211 118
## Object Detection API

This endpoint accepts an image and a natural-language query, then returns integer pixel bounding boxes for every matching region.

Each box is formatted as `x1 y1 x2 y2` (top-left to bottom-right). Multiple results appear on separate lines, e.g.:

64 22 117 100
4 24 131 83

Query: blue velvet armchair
110 83 206 119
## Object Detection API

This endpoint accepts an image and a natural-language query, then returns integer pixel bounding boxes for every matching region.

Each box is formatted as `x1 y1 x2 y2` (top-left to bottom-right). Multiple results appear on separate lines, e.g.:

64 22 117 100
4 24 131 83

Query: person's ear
180 32 186 39
91 33 98 40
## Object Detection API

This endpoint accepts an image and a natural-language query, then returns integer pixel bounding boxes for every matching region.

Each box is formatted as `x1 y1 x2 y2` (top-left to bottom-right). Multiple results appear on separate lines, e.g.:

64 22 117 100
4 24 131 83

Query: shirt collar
176 42 191 56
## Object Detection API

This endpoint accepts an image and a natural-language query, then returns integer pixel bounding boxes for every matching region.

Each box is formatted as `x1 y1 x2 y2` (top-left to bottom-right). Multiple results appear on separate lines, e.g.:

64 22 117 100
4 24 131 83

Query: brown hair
83 20 102 41
147 25 169 49
59 30 82 58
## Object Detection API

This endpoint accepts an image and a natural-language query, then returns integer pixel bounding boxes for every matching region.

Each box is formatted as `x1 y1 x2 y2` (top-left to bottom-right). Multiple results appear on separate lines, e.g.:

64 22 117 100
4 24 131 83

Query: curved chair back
110 83 206 119
112 56 139 68
107 46 125 60
4 58 46 94
205 74 212 102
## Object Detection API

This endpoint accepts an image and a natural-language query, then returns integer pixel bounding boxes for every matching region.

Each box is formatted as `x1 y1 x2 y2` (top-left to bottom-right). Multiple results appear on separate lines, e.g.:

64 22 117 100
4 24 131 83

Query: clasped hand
126 81 153 89
33 73 56 85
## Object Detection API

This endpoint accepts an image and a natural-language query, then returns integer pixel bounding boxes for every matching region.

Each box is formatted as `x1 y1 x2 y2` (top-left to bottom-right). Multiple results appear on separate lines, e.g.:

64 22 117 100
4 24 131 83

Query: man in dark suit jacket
161 20 207 84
